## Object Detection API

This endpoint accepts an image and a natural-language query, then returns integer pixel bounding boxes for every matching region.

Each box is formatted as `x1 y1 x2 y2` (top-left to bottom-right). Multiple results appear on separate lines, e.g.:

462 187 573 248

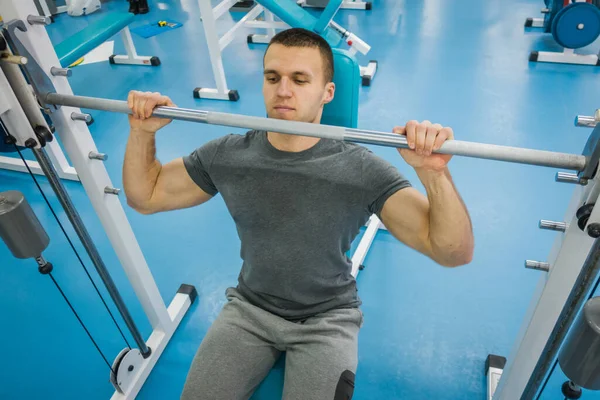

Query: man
123 28 473 400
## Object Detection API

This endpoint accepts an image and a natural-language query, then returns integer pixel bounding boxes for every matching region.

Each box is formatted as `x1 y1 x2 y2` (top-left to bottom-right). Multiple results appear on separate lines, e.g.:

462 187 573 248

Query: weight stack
559 296 600 390
0 190 49 259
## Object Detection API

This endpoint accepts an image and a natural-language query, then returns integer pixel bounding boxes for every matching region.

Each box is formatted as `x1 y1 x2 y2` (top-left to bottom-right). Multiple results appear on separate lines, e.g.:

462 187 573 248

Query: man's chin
268 111 298 121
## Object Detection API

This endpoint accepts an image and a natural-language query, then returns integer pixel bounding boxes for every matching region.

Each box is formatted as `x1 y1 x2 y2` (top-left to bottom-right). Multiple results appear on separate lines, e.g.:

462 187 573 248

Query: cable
48 271 116 374
9 139 132 350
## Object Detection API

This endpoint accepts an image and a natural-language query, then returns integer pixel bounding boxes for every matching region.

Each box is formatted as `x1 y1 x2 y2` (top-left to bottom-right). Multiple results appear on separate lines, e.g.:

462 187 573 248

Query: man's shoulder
199 130 260 151
218 130 261 147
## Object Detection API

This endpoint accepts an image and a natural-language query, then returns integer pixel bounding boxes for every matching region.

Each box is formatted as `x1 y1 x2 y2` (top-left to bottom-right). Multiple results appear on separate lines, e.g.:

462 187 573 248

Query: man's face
263 44 335 123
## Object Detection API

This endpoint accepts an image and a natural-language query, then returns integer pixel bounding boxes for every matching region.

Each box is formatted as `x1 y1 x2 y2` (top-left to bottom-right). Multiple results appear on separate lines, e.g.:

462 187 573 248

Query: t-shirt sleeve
361 148 412 218
182 136 225 196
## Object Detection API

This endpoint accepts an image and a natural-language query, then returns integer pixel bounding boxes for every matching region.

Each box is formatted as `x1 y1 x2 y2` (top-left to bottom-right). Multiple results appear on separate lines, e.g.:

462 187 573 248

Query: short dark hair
265 28 334 83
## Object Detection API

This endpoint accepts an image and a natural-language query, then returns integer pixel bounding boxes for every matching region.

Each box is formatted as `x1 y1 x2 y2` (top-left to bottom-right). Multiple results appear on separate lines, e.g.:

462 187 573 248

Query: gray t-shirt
183 130 411 321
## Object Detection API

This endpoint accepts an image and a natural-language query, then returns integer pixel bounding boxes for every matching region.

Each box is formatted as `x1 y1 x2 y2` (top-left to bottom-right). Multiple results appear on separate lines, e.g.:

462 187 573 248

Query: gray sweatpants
181 288 363 400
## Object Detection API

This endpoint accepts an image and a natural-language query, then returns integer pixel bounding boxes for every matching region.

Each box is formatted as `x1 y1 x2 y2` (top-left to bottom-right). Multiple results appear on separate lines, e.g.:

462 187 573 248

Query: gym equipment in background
525 0 600 65
6 1 600 399
298 0 372 11
0 10 160 181
53 11 161 68
194 0 377 101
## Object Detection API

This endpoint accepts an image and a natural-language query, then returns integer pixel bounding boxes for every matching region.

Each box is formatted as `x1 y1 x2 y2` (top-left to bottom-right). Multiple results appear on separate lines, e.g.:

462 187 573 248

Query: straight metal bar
42 93 588 171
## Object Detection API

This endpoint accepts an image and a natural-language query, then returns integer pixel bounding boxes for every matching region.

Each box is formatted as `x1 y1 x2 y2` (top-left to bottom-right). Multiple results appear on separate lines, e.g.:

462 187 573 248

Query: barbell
41 92 591 172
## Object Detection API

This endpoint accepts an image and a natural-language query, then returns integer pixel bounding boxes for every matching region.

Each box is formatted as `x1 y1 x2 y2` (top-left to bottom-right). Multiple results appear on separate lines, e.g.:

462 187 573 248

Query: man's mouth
274 106 295 111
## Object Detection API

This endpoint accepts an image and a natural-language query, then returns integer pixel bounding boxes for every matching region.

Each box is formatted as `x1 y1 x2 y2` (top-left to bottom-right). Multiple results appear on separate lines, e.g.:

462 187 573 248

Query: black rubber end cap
359 264 365 271
150 56 161 66
0 36 6 51
596 58 600 66
193 88 202 99
525 18 533 27
247 34 255 44
369 60 378 65
86 116 95 126
529 51 539 62
228 90 240 101
485 354 507 374
141 346 152 359
178 284 198 304
366 2 372 10
109 55 116 64
561 381 582 399
362 76 372 86
38 261 53 275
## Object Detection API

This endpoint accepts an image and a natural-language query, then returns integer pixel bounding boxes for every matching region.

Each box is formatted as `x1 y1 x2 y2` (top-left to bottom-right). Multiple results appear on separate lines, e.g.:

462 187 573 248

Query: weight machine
297 0 372 10
525 0 600 65
0 2 196 399
4 0 600 399
193 0 377 101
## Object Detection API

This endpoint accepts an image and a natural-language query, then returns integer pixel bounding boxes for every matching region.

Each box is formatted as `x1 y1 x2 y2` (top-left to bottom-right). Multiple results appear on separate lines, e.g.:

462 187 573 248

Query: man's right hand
127 90 176 133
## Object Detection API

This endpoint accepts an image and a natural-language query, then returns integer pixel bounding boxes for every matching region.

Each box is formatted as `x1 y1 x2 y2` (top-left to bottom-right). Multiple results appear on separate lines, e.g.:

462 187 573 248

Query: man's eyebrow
263 69 312 77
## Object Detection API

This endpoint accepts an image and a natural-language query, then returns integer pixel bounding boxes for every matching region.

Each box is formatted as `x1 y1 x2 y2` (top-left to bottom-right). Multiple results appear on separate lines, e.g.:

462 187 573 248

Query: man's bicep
380 187 433 257
151 158 213 212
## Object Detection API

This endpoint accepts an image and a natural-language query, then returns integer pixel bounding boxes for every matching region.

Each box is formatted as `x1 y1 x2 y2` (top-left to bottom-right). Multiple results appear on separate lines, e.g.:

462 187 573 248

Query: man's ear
323 82 335 105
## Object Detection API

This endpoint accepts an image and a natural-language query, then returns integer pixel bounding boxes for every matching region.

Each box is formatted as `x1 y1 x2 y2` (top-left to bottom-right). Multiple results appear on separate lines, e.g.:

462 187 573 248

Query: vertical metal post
521 233 600 399
197 0 228 94
120 27 139 60
30 145 151 358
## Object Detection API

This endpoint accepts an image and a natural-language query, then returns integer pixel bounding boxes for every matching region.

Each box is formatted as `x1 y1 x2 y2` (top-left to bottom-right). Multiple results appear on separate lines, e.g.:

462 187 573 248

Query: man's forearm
123 128 162 210
417 167 474 266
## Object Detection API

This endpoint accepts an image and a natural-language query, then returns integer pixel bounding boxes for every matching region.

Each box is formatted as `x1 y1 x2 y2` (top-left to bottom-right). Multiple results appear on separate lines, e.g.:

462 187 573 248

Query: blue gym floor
2 0 600 399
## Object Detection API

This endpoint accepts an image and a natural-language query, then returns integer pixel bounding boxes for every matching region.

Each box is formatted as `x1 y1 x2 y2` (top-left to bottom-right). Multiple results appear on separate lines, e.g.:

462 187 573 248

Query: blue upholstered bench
54 12 159 68
323 48 360 128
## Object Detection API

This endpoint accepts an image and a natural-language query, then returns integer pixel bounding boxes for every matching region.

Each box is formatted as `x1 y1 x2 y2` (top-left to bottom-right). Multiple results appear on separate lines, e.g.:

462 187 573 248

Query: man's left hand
394 120 454 172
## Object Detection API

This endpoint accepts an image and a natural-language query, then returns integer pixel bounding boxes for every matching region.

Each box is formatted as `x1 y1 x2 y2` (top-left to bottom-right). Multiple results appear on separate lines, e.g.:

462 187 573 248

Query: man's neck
266 131 321 152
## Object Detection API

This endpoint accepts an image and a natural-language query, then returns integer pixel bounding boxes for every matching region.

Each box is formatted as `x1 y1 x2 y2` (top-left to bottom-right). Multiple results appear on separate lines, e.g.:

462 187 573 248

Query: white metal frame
491 145 600 397
0 1 194 398
527 17 544 28
37 0 67 17
0 38 78 181
110 26 156 66
533 48 600 66
195 0 376 101
351 215 382 278
298 0 371 10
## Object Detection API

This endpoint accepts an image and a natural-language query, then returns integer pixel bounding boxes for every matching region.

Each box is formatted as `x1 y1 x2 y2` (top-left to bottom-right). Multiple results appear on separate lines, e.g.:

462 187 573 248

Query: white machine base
110 286 196 400
298 0 372 10
193 87 240 101
0 156 79 181
109 55 159 67
530 49 600 66
486 354 506 400
525 17 544 28
248 34 274 44
360 60 378 86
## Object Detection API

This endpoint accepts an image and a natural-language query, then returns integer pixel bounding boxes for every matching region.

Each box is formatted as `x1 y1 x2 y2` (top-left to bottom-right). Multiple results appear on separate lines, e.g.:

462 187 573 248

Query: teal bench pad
54 12 135 67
